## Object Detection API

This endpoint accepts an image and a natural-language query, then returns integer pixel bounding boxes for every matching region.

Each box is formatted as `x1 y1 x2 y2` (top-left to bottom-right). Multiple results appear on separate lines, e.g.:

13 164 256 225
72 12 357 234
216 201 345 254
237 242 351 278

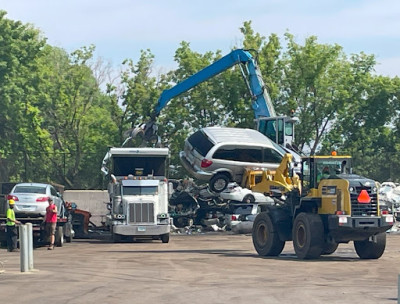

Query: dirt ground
0 232 399 304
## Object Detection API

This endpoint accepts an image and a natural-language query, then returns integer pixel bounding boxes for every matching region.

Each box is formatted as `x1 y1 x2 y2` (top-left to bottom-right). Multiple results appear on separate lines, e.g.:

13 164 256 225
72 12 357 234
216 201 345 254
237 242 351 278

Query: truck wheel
55 226 64 247
252 212 285 256
322 242 338 255
161 233 170 243
354 233 386 259
292 213 324 259
64 222 73 243
209 174 229 193
112 231 122 243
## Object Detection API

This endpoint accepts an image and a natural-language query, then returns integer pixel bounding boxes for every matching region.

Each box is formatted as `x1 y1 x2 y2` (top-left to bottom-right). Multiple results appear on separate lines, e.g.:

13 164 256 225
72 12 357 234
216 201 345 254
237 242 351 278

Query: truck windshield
123 186 158 196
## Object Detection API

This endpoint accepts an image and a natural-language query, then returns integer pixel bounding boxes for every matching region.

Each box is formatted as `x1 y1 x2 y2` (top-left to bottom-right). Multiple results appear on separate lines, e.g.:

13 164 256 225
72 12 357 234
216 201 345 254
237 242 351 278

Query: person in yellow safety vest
6 199 21 252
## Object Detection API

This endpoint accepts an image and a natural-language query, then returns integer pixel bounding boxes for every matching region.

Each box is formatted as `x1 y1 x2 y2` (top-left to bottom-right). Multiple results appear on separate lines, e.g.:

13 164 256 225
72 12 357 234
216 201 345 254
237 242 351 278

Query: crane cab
256 116 298 149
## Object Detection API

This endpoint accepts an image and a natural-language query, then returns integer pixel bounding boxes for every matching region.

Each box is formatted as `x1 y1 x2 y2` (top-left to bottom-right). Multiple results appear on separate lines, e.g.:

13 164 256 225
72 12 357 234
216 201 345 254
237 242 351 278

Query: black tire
292 213 324 259
65 235 72 243
112 233 122 243
354 233 386 259
161 233 170 243
55 226 64 247
252 212 285 256
322 242 338 255
242 194 255 204
111 226 122 243
209 174 230 193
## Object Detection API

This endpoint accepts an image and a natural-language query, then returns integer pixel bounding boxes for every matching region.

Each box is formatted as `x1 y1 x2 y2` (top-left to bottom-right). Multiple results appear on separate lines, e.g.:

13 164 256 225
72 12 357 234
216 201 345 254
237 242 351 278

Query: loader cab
256 116 298 148
301 155 352 194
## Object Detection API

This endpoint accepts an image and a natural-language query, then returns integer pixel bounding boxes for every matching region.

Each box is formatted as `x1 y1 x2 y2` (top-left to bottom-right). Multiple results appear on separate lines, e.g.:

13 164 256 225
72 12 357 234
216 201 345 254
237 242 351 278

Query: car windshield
13 186 46 194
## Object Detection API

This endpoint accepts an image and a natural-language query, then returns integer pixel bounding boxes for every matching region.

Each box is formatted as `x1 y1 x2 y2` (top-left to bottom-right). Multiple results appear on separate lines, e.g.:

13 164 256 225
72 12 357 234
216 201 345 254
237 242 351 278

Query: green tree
0 11 50 182
36 45 119 188
278 33 350 154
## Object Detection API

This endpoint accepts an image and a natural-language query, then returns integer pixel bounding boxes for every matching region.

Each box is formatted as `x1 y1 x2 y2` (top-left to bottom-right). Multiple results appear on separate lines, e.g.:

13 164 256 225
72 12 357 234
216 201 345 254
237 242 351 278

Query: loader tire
354 233 386 259
292 213 324 259
252 212 285 256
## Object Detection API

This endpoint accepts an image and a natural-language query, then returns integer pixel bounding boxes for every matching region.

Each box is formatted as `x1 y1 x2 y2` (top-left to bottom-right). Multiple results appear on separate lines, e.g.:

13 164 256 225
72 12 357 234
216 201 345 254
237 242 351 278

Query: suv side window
263 148 283 163
212 147 236 161
213 147 262 163
188 130 214 157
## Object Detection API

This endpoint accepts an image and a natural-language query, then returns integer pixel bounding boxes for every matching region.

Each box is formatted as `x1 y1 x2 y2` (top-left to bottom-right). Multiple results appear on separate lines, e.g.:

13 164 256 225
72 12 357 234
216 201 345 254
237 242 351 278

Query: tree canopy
0 12 399 187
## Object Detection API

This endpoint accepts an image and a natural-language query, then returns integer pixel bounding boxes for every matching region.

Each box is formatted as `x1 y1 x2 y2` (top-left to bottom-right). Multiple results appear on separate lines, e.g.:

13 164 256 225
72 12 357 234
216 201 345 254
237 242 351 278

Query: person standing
44 197 57 250
6 199 20 252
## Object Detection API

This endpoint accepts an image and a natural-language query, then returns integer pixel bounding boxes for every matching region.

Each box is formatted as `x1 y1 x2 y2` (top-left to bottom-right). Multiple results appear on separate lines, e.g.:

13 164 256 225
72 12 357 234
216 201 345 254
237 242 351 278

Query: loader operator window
316 160 344 184
302 160 311 193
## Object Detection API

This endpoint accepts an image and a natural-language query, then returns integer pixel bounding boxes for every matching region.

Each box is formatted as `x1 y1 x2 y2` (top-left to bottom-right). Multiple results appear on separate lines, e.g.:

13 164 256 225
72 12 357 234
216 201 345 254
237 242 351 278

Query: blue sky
1 0 399 77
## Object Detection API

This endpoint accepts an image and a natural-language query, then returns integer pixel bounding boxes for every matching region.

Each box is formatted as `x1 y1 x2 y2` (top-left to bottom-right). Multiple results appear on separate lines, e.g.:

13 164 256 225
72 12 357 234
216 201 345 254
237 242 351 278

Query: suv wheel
210 174 230 193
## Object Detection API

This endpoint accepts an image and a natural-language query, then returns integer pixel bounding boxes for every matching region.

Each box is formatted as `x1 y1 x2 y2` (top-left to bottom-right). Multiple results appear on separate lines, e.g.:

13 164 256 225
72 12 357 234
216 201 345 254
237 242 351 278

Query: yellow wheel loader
248 154 394 259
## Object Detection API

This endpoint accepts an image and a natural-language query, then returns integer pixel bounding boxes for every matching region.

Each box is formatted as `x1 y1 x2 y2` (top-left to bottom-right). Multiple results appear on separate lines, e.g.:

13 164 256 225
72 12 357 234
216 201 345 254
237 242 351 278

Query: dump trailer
0 182 74 247
248 154 394 259
101 147 171 242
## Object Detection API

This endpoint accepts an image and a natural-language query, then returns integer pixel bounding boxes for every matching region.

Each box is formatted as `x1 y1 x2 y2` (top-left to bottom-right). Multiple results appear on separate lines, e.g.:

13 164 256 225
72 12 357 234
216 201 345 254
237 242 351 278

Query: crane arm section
153 49 276 119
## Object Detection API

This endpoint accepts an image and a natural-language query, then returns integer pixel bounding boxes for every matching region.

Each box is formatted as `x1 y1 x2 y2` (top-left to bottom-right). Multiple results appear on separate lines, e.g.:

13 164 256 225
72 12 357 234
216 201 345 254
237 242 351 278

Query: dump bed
104 148 169 178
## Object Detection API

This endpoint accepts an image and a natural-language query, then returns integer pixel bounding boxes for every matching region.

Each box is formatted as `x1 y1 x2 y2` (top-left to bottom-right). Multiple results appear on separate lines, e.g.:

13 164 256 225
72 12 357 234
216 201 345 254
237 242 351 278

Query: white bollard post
398 274 400 304
26 223 34 271
19 224 28 272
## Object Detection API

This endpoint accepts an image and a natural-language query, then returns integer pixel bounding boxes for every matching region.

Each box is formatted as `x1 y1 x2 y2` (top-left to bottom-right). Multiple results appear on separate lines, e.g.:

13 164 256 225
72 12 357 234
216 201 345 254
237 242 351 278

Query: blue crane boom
152 49 275 119
127 49 298 156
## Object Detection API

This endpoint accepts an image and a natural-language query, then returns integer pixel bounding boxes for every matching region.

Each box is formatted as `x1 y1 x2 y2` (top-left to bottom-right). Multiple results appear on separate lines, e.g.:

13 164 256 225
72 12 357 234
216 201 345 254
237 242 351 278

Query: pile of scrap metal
169 178 228 230
379 182 400 221
169 179 274 233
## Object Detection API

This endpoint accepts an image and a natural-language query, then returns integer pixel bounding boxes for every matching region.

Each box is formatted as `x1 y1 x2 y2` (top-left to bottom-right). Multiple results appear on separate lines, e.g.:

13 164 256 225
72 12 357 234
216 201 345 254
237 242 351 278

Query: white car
224 203 260 233
7 182 64 217
219 183 274 204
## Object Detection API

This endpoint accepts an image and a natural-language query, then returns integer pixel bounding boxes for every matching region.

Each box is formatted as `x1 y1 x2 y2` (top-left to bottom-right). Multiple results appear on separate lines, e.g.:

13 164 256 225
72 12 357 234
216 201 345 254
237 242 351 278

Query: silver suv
179 126 285 192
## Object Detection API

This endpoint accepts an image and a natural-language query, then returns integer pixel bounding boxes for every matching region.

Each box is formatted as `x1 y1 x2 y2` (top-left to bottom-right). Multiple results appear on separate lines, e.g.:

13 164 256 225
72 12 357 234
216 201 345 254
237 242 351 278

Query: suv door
212 146 263 181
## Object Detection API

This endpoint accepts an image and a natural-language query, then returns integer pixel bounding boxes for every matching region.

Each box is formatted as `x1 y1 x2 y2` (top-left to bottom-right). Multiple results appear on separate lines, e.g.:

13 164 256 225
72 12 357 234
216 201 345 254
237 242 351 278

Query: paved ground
0 232 399 304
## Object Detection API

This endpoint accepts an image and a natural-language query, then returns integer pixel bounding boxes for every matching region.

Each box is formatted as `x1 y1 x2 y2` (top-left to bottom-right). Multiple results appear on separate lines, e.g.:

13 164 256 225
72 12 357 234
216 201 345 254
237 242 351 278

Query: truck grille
350 187 378 216
129 202 154 223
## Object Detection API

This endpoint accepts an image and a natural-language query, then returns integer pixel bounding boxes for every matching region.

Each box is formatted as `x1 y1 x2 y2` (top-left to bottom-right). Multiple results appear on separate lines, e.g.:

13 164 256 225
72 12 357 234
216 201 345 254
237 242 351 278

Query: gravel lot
1 232 400 304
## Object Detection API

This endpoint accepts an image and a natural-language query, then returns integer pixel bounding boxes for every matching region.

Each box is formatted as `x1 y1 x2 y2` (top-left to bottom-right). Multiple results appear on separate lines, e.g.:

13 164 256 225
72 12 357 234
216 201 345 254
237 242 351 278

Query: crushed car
168 179 272 233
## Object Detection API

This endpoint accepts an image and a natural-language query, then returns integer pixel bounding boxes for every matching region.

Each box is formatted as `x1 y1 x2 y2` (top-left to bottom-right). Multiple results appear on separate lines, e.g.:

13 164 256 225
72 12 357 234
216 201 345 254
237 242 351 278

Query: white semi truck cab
101 147 171 243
